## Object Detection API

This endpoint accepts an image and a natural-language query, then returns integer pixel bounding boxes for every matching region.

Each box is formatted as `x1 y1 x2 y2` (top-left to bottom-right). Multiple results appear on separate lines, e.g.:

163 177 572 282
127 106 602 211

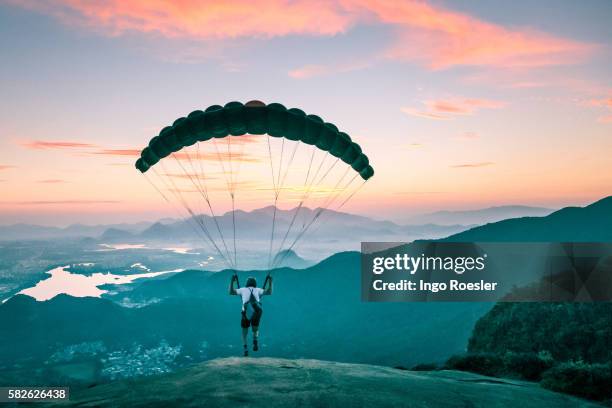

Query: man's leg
252 326 259 351
242 327 249 355
241 312 249 356
251 308 262 352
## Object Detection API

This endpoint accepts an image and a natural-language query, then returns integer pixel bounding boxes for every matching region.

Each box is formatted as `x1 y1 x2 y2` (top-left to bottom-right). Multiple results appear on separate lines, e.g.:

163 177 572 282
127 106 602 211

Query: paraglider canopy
135 100 373 271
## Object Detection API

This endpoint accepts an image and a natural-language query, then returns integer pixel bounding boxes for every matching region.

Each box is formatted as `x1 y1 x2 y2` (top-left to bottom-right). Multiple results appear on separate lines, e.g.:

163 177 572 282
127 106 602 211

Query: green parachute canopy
135 100 373 180
134 100 373 272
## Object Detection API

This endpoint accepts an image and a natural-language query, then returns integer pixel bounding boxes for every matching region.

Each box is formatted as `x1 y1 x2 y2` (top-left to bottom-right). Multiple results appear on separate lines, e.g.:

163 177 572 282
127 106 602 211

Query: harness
243 287 262 319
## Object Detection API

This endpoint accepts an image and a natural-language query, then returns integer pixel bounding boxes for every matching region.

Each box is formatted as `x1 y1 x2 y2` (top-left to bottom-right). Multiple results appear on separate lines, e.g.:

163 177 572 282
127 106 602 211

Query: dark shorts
241 308 262 328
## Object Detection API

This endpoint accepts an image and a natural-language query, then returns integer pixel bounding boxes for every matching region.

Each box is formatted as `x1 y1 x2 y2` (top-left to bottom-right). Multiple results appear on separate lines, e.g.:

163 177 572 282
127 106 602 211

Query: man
229 274 273 356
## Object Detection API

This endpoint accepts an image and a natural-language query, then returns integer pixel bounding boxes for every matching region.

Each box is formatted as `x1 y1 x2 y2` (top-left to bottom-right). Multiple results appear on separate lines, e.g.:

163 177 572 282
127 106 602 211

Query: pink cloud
37 179 67 183
508 81 548 89
12 0 354 39
456 132 480 141
587 96 612 124
597 115 612 124
288 61 373 79
288 65 330 79
402 97 504 120
366 1 593 69
429 98 505 113
93 148 261 163
0 165 16 171
451 162 494 168
9 0 594 70
224 134 262 144
588 98 612 108
22 140 97 150
12 200 121 205
400 107 450 120
91 148 141 157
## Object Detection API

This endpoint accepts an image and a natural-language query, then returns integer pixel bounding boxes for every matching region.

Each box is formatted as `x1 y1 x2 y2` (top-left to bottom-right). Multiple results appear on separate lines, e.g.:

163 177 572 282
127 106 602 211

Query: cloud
9 0 594 70
168 180 261 193
598 115 612 124
105 148 262 163
288 61 372 79
91 148 141 157
397 142 425 149
288 65 330 79
37 179 68 183
588 98 612 108
587 96 612 124
402 98 504 120
430 98 504 114
10 200 121 205
12 0 354 39
455 132 480 141
175 151 261 163
19 136 263 165
163 173 220 181
22 140 97 150
0 165 16 171
223 134 262 144
451 162 494 168
508 81 548 89
369 1 593 69
90 135 260 159
400 107 450 121
393 191 447 195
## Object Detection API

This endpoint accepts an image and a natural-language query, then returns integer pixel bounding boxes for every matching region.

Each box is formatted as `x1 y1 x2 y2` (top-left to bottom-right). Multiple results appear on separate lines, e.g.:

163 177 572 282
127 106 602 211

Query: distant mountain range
135 206 471 244
444 196 612 242
0 221 155 241
0 204 563 243
407 205 555 226
0 206 470 244
1 203 559 243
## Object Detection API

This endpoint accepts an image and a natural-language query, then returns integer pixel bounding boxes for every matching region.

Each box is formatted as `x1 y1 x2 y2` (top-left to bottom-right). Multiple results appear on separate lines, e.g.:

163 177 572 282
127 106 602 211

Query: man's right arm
229 275 238 295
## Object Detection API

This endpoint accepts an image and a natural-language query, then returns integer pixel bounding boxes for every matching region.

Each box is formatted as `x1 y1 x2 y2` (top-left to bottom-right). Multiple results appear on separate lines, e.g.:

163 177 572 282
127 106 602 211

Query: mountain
54 357 598 408
136 206 469 245
272 249 310 268
408 205 555 226
140 222 177 240
4 197 611 384
99 228 134 241
0 207 468 246
440 197 612 402
0 221 154 241
444 196 612 242
0 252 491 385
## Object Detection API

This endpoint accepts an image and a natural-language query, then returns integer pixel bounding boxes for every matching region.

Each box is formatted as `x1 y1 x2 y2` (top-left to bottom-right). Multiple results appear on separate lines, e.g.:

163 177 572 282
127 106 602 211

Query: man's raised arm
229 274 239 295
263 275 273 295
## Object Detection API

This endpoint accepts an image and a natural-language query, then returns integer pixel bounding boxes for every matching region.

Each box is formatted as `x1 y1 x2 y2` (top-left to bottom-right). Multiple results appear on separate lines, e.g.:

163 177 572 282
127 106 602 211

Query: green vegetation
541 361 612 401
469 303 612 363
445 352 553 381
444 302 612 401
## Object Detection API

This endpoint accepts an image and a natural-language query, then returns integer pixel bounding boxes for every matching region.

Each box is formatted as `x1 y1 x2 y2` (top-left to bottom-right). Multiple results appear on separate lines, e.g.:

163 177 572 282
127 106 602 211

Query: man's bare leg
252 326 259 351
242 327 249 356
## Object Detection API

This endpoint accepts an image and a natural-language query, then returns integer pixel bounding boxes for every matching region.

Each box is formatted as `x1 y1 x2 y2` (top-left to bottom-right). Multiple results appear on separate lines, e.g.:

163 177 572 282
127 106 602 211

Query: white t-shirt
236 287 265 305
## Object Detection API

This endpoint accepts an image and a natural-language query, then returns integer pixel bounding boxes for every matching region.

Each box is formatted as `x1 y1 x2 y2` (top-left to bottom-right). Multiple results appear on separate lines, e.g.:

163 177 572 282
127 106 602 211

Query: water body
96 243 198 255
17 265 181 301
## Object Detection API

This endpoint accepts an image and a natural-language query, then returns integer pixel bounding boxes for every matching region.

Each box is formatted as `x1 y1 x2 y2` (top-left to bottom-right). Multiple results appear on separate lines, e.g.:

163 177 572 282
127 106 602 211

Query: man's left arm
263 276 273 296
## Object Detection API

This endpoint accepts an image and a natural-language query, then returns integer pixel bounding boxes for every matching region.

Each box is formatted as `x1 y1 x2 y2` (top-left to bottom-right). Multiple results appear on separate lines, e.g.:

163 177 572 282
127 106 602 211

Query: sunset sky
0 0 610 226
